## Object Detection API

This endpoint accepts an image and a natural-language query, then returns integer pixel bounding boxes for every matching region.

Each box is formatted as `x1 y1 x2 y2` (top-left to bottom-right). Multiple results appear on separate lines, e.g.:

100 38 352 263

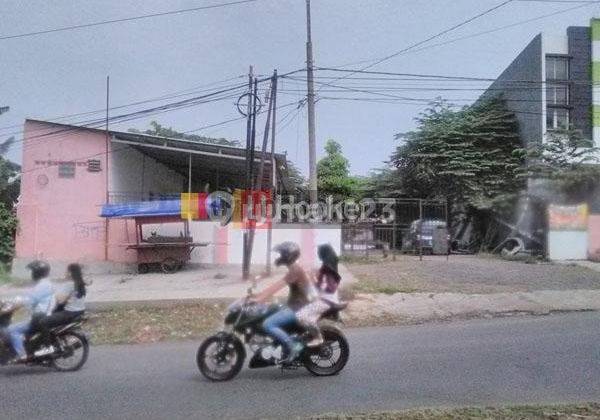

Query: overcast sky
2 0 600 175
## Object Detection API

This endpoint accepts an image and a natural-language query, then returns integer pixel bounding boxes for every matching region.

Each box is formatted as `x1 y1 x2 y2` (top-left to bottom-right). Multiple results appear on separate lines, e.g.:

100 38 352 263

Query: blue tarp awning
100 200 181 218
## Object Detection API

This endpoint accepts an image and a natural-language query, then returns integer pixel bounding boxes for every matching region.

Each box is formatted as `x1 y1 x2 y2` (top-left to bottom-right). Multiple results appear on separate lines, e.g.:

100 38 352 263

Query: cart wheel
161 258 179 274
138 263 149 274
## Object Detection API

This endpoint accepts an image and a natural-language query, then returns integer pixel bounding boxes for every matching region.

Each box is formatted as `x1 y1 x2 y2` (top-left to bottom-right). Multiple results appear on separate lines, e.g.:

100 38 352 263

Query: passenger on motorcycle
34 263 87 357
5 260 56 363
250 242 317 364
296 243 342 347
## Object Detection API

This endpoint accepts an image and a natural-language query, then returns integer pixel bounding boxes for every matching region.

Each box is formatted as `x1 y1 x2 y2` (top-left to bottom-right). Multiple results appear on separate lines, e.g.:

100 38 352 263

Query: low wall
12 222 342 276
589 215 600 261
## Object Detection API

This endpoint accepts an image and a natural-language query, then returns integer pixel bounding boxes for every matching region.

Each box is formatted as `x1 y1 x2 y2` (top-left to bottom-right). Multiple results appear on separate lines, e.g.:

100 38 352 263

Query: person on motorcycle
5 260 55 363
250 241 316 364
34 263 87 356
296 243 342 347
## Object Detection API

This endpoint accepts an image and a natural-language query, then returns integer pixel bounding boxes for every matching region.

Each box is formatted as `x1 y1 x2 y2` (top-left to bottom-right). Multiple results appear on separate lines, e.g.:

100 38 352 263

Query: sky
2 0 600 176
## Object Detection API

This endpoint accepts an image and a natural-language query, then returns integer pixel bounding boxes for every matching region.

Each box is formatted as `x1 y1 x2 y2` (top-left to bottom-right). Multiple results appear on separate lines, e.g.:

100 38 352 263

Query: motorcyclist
251 242 316 364
34 263 87 356
5 260 56 362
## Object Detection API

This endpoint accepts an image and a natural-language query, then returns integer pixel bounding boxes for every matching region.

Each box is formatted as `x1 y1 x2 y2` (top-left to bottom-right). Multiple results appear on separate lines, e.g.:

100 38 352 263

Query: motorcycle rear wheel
197 334 245 381
303 326 349 376
51 331 89 372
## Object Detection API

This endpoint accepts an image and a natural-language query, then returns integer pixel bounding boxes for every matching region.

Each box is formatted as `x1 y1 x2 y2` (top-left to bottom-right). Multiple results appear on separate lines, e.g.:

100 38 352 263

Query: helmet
273 242 301 266
26 260 50 281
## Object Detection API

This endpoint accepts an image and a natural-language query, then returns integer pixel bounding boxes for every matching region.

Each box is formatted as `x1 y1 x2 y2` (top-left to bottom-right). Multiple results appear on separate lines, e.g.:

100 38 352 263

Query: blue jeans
262 307 298 352
7 321 30 358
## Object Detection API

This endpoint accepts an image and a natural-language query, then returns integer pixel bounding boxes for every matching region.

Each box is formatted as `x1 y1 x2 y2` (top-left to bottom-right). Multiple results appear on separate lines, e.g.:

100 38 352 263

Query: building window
58 162 75 178
546 56 569 81
87 159 101 172
545 55 570 131
546 107 569 130
546 84 568 106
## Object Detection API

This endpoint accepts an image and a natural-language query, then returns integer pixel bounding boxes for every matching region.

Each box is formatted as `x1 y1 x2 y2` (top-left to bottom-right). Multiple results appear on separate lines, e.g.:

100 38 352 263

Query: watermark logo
181 190 398 228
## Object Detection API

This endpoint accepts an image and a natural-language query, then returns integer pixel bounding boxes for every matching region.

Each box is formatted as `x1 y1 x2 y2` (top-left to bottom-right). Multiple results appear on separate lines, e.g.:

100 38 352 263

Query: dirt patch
347 255 600 295
309 403 600 419
86 300 231 344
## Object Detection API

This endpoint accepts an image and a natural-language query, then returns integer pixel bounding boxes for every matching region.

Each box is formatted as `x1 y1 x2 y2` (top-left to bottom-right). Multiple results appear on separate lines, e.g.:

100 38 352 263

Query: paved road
3 313 600 419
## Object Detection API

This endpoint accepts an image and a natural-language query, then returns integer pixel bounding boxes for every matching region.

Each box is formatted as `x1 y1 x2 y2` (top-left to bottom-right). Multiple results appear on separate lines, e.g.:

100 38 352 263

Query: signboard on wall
548 204 588 231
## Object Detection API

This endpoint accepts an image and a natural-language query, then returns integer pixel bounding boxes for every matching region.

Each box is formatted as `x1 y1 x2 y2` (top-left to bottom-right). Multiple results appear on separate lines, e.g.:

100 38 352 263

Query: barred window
87 159 102 172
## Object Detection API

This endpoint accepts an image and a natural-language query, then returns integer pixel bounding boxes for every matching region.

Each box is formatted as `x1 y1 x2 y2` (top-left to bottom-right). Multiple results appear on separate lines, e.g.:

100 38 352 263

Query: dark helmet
273 242 301 266
26 260 50 281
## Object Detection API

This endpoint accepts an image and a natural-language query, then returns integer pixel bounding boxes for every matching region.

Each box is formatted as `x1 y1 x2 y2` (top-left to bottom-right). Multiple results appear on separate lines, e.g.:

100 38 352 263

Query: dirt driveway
346 254 600 294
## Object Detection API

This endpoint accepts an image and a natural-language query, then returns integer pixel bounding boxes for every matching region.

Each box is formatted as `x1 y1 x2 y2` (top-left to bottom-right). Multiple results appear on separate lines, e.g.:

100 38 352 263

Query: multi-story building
479 19 600 260
480 20 600 147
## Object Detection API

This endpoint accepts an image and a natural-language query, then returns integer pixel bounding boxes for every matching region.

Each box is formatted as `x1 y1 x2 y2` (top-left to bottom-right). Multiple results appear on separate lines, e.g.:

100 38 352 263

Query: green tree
389 97 526 249
0 203 17 263
522 128 600 203
0 107 20 264
129 121 240 146
0 137 21 208
317 139 361 201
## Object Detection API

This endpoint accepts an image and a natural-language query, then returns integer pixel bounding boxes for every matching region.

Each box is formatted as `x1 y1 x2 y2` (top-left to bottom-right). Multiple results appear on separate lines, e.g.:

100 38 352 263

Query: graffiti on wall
72 222 104 241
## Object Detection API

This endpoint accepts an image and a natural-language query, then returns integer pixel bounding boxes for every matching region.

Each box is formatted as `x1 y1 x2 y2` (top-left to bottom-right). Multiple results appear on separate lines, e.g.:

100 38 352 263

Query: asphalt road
2 312 600 419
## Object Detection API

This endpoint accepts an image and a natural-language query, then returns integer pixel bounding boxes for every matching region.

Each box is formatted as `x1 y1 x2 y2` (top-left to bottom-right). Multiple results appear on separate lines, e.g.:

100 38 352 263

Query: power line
6 69 305 153
17 100 300 177
325 1 598 72
0 74 246 133
0 0 260 41
318 0 515 90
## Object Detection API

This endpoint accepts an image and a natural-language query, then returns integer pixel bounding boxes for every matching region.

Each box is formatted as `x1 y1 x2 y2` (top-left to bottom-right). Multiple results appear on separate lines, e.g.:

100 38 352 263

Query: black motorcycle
0 300 89 372
196 288 350 381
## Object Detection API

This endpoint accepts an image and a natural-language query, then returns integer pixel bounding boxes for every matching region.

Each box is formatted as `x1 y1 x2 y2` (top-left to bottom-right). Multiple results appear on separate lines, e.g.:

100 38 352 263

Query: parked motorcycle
0 300 89 371
196 288 350 381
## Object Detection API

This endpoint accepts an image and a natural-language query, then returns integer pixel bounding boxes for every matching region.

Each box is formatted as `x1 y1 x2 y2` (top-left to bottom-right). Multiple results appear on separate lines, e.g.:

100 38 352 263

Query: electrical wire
0 0 261 41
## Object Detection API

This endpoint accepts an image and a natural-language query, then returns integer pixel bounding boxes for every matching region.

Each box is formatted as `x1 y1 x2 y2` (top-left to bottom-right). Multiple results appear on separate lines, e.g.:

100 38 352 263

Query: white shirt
59 283 86 312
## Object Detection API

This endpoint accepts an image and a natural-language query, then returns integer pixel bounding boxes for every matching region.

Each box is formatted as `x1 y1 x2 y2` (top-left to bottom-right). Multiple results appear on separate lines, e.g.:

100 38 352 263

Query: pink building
14 119 327 276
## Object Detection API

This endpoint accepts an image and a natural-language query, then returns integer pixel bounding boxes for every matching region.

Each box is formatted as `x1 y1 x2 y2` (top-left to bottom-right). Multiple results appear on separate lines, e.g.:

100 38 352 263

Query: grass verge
350 278 417 295
309 403 600 419
86 300 231 345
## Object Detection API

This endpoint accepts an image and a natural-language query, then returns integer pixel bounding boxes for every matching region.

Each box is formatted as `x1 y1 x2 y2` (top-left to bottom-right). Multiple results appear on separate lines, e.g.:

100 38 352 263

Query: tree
0 137 21 208
0 107 20 264
389 97 526 249
522 128 600 204
317 139 361 202
0 203 17 263
129 121 240 147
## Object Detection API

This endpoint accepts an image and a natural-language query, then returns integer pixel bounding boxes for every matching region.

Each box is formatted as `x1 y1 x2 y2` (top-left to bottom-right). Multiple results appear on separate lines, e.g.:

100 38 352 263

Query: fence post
365 225 369 259
392 224 397 261
419 199 423 261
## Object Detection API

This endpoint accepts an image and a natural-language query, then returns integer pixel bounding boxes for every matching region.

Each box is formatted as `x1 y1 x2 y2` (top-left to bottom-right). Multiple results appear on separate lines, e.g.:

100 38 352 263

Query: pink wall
16 120 109 263
589 215 600 261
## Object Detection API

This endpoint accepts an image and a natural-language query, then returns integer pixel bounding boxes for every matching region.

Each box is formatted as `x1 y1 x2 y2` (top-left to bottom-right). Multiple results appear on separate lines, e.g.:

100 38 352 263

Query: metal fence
341 198 448 259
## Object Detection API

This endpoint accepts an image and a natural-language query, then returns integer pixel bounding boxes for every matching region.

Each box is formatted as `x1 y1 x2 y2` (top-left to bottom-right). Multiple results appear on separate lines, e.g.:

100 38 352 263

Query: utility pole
242 66 254 280
306 0 318 204
104 76 110 261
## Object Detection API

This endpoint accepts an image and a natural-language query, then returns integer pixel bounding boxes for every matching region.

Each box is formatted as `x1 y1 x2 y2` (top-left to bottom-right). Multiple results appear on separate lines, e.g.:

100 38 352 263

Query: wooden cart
128 216 209 274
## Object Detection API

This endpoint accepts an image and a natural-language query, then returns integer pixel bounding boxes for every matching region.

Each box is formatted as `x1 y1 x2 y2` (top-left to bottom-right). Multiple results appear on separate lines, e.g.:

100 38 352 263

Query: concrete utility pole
306 0 318 203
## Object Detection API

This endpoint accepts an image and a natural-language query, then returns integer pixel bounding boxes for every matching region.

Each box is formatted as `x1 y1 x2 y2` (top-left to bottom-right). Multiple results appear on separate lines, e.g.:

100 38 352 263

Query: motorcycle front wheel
303 326 349 376
197 333 245 381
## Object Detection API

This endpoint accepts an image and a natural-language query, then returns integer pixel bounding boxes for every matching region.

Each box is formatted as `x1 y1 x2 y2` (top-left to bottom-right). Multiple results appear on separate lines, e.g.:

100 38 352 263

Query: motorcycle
0 300 89 372
196 287 350 381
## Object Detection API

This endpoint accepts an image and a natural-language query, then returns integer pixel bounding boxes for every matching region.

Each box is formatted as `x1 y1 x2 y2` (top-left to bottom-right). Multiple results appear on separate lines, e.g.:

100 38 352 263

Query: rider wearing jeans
7 260 55 362
35 263 87 356
251 242 316 363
